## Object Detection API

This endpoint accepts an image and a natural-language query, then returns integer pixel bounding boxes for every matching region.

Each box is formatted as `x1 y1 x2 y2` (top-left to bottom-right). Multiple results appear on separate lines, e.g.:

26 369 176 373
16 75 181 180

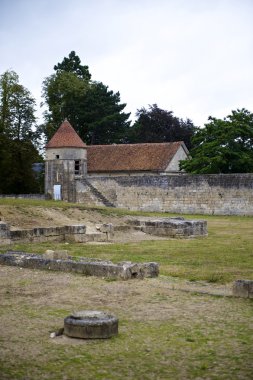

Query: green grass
1 208 252 283
1 200 253 379
0 272 253 380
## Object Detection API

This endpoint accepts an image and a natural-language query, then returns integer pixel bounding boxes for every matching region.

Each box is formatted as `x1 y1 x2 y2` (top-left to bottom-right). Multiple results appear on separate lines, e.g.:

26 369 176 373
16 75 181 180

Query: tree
54 50 91 81
0 70 42 193
0 70 38 142
42 51 131 144
42 71 89 140
78 81 130 144
180 109 253 174
128 104 196 148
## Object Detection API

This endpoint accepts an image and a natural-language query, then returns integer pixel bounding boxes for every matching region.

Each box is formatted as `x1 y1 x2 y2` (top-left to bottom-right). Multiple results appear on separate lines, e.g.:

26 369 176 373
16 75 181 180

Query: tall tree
42 71 89 140
0 70 42 193
128 104 196 149
54 50 91 81
0 70 18 134
42 51 131 144
180 109 253 173
0 70 38 142
78 81 130 144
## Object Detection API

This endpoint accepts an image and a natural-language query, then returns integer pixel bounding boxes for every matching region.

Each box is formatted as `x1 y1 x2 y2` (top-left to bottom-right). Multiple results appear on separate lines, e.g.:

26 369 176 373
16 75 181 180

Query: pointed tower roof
46 120 86 148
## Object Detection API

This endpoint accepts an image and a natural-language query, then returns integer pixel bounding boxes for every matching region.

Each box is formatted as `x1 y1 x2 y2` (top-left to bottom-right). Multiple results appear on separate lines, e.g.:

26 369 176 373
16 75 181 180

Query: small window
56 155 59 159
75 160 80 175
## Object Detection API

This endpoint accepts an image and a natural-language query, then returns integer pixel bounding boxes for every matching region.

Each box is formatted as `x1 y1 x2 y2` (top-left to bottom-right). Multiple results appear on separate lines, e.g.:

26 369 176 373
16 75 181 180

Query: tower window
75 160 81 175
56 155 59 159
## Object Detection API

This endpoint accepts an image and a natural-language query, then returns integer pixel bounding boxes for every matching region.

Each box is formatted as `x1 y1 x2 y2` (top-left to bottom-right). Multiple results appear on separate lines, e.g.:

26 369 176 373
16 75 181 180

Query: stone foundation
0 251 159 280
0 222 11 245
0 216 207 246
232 280 253 298
0 223 107 245
127 216 207 238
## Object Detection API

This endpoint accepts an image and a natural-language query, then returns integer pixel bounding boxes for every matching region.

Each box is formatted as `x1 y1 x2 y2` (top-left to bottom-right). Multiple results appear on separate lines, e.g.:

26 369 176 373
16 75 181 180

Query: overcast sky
1 0 253 127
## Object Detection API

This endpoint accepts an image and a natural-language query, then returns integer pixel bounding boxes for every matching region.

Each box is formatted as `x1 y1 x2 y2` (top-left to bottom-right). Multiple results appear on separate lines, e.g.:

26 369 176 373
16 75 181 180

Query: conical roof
46 120 86 148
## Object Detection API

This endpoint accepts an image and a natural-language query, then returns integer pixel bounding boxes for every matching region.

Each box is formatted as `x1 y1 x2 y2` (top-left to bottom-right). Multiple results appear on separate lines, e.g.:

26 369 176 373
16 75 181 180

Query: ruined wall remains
0 223 89 245
0 251 159 280
76 173 253 215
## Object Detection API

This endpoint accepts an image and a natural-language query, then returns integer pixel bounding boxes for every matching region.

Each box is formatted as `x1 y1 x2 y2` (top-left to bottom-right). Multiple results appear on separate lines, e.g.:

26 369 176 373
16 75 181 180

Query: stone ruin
63 311 118 339
232 280 253 298
126 216 207 238
0 216 207 246
0 250 159 280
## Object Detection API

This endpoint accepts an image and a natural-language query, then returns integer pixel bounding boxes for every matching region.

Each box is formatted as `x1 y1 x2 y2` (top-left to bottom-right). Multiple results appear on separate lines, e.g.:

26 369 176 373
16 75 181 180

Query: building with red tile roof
45 120 189 201
87 142 188 175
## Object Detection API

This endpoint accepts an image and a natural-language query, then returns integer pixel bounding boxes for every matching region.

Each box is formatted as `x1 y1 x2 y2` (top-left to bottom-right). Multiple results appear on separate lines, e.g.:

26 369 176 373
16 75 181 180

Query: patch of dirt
0 205 167 243
0 267 252 379
0 266 238 349
0 205 121 229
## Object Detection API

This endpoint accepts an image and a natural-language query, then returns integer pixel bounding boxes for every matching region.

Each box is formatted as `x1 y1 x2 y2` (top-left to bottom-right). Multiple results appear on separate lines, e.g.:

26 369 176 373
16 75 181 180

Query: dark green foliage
128 104 196 149
0 139 42 194
54 50 91 81
78 81 130 144
42 51 131 144
180 108 253 173
0 70 42 194
41 71 89 140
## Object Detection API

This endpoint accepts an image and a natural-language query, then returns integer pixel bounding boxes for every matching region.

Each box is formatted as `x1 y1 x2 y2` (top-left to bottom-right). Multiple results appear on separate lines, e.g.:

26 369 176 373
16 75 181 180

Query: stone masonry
76 173 253 215
0 251 159 280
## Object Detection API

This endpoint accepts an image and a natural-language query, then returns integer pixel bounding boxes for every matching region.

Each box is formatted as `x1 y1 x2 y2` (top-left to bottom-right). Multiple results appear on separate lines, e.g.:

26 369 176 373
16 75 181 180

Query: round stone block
64 311 118 339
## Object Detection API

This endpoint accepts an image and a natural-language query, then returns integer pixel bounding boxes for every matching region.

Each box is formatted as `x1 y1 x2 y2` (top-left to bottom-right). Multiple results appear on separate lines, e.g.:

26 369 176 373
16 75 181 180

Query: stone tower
45 120 87 202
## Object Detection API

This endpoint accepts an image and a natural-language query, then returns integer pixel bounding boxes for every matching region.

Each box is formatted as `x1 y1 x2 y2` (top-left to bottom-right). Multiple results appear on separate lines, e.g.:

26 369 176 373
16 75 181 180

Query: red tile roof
87 142 186 172
46 120 86 148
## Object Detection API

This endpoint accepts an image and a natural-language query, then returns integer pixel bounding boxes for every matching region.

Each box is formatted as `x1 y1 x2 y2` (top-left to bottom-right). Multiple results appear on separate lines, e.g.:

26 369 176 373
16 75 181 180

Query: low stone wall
0 251 159 280
0 222 11 245
0 194 45 200
0 217 207 245
77 173 253 215
0 223 89 245
127 217 207 238
232 280 253 298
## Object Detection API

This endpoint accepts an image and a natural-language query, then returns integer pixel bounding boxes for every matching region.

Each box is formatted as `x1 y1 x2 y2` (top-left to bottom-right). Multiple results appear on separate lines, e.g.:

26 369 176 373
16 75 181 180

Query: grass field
0 200 253 379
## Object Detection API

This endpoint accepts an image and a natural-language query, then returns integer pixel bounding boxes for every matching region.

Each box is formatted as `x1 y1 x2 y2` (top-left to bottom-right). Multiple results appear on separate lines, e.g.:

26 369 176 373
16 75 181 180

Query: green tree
128 104 196 149
54 50 91 80
42 51 131 144
0 70 18 134
0 70 42 193
0 70 38 142
180 108 253 173
78 81 130 144
42 71 89 139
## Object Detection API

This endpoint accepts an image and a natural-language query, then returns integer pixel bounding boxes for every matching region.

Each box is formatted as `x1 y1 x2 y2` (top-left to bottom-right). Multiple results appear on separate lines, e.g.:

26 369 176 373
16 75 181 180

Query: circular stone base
64 311 118 339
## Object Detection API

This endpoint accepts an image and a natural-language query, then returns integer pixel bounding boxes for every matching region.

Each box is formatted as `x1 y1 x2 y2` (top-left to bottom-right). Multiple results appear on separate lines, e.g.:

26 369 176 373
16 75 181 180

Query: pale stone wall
0 251 159 280
45 146 87 202
46 147 87 160
0 223 88 244
76 174 253 215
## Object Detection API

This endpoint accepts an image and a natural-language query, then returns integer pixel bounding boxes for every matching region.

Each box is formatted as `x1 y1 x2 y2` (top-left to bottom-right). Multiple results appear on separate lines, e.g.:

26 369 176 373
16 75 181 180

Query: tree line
0 51 253 193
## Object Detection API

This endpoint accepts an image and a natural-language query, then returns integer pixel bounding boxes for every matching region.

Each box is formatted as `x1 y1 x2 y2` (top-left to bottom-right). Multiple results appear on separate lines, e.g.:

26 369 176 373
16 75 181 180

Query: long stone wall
0 251 159 280
77 174 253 215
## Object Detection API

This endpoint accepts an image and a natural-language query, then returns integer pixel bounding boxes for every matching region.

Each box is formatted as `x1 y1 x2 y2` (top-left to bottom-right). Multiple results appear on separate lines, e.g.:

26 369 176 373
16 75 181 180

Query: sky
0 0 253 127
